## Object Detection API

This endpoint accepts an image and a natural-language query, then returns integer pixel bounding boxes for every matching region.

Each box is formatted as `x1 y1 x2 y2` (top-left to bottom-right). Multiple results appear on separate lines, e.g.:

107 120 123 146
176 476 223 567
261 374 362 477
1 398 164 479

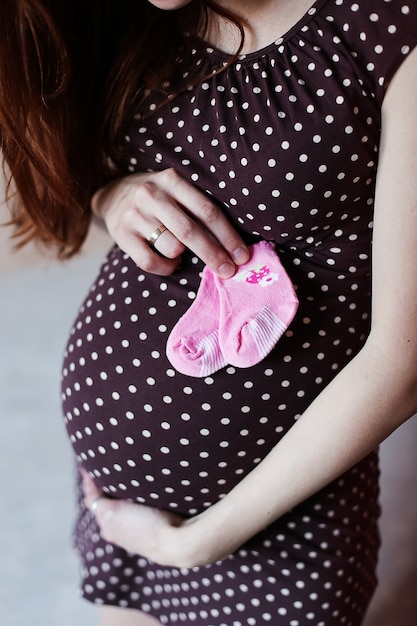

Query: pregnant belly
61 246 364 515
61 247 295 515
61 247 276 514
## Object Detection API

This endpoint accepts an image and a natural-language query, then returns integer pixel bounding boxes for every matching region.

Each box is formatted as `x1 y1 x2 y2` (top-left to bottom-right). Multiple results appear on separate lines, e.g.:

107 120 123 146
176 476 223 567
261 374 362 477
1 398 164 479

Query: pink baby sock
166 241 298 377
166 265 227 377
215 241 298 368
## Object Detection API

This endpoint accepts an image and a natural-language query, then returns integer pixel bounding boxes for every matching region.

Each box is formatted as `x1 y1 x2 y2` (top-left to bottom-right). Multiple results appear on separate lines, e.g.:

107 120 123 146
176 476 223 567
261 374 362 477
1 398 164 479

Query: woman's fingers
93 169 250 277
95 180 185 275
118 229 183 276
81 469 187 565
143 169 250 276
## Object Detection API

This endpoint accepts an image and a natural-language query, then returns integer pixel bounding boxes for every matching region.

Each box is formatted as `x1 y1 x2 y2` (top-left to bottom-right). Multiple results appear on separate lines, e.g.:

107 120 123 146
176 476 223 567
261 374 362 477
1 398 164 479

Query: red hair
0 0 242 257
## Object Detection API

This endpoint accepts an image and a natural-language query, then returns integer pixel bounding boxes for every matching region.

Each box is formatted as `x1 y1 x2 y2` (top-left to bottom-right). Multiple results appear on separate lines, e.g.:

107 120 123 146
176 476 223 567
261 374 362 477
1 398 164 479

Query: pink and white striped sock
166 266 226 377
215 241 298 368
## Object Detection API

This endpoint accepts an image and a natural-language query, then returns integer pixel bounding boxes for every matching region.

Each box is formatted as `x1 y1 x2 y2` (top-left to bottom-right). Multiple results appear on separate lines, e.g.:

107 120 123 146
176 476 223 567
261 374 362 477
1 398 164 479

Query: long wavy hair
0 0 243 257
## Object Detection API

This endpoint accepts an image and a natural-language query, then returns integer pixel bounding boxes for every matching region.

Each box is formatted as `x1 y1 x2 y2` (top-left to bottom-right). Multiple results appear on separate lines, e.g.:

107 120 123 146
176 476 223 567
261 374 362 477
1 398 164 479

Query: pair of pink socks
166 241 298 377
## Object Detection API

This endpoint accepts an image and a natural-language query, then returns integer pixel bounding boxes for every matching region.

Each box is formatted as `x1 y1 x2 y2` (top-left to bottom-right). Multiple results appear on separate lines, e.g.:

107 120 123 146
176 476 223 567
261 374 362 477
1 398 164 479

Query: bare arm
84 46 417 568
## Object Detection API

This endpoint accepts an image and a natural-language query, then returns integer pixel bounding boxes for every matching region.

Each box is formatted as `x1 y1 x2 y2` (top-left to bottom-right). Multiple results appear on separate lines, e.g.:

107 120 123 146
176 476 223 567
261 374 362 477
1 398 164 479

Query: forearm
180 339 417 565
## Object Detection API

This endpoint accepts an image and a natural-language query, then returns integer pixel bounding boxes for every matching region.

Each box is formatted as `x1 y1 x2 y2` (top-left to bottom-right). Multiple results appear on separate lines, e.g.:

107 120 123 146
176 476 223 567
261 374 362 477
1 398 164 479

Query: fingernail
218 261 236 279
232 246 250 265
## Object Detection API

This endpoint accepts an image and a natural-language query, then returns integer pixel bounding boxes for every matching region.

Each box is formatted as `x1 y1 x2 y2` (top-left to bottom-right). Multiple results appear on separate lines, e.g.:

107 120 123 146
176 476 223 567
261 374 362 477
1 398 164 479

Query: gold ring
148 224 167 246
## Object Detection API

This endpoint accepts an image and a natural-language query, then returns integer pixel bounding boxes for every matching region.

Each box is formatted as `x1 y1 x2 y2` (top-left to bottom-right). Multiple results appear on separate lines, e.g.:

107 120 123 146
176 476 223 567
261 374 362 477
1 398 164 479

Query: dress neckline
194 0 331 63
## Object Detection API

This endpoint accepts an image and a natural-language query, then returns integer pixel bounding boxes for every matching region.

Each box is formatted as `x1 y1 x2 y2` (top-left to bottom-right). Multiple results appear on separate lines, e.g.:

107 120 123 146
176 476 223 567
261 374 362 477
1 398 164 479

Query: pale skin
84 1 417 624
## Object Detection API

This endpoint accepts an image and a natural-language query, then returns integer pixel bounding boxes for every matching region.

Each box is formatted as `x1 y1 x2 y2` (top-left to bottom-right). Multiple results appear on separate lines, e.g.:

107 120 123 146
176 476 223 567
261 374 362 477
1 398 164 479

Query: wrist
171 506 240 568
159 518 204 568
155 513 214 568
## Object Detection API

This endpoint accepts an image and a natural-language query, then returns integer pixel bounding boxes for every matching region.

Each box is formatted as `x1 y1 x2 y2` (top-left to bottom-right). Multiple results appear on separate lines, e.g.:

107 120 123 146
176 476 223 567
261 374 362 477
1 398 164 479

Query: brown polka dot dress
61 1 417 624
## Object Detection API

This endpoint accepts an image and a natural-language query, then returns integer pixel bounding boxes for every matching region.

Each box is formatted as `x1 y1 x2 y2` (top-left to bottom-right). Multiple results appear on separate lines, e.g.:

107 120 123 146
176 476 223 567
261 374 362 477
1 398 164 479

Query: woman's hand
91 169 250 278
82 470 187 566
82 470 229 568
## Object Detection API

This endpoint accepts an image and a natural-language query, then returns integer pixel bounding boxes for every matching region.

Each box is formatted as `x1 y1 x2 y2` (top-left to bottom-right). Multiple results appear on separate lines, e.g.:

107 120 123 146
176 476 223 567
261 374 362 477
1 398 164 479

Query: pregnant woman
2 1 417 625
